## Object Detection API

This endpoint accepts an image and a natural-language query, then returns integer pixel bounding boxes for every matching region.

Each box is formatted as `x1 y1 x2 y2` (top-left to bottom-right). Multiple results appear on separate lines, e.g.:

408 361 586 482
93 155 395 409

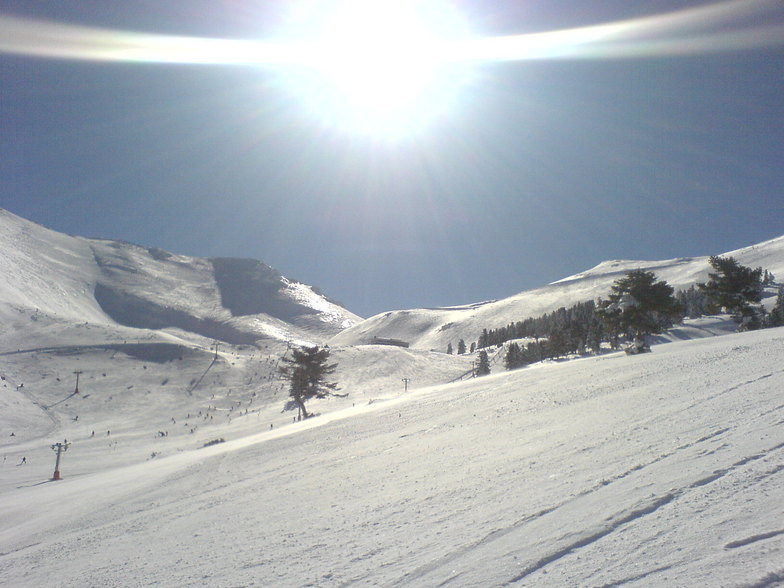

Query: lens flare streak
1 0 782 65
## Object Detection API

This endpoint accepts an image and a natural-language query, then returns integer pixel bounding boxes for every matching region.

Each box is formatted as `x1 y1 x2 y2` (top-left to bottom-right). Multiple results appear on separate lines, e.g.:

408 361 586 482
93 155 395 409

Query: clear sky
2 1 783 318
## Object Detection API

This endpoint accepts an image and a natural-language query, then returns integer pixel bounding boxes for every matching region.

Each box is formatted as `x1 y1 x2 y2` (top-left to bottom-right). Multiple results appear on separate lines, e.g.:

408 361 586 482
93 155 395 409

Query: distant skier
19 457 26 465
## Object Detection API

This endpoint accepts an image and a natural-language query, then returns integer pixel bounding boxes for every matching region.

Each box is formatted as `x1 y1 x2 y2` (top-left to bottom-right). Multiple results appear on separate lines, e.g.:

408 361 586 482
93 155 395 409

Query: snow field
2 208 783 586
1 327 782 587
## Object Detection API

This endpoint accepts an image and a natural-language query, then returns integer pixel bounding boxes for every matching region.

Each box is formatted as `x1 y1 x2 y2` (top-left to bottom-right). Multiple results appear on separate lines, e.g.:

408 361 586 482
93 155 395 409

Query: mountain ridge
0 208 360 348
329 235 784 350
3 207 783 353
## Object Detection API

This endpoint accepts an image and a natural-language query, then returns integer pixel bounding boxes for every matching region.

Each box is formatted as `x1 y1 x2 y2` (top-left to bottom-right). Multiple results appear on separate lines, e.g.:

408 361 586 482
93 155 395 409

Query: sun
283 0 473 137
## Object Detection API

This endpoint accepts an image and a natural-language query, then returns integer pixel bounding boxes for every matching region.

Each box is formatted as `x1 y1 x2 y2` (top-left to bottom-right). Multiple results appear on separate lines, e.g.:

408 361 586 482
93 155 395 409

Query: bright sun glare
288 0 472 137
3 0 782 138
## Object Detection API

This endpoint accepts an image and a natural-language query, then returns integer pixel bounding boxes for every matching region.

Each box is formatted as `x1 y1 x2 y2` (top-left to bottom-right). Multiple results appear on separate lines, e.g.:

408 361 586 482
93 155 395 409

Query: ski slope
1 208 783 586
1 327 783 587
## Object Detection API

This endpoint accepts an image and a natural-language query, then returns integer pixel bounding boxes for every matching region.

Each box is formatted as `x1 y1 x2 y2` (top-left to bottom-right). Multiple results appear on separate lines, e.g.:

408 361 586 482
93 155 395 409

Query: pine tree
768 286 784 327
457 339 466 355
676 285 709 319
698 256 764 329
446 342 453 355
279 346 340 419
476 350 491 376
504 342 527 370
597 270 682 348
546 327 569 359
526 340 544 363
586 315 604 353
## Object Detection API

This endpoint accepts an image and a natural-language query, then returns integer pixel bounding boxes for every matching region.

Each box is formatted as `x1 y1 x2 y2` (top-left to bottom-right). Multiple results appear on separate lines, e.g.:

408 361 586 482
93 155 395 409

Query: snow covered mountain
329 235 784 351
1 208 783 586
4 206 782 356
0 208 360 349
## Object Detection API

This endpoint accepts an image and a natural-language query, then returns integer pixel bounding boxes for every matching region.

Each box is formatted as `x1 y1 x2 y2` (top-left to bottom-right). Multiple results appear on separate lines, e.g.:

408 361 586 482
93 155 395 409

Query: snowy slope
1 208 783 586
0 209 107 323
0 208 360 346
0 303 476 459
329 235 784 351
0 209 469 457
1 326 782 587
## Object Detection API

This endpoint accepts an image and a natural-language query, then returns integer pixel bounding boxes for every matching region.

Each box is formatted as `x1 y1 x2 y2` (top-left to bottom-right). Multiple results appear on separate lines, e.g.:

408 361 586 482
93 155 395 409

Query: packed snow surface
2 328 783 587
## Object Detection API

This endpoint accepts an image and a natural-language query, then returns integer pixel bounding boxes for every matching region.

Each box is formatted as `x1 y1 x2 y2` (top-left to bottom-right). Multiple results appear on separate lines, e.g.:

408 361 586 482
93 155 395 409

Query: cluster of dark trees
476 300 604 356
675 286 711 319
446 339 475 355
456 256 782 372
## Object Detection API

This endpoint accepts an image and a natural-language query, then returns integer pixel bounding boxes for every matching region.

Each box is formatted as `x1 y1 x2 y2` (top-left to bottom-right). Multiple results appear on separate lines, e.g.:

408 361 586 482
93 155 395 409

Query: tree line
445 256 783 371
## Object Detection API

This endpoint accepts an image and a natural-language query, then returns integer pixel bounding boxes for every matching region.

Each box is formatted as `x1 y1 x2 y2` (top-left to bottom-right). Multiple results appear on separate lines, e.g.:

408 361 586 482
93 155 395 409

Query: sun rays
1 0 782 135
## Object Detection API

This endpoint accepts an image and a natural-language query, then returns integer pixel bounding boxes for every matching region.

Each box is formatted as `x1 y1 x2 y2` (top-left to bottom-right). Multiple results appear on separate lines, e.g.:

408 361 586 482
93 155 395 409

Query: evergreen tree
504 342 527 370
474 300 604 354
597 270 682 346
698 256 764 329
478 329 489 349
767 286 784 327
676 285 709 319
457 339 466 355
446 342 453 355
586 314 605 353
279 346 340 419
526 340 544 363
476 350 491 376
504 342 516 370
470 342 476 353
546 327 569 359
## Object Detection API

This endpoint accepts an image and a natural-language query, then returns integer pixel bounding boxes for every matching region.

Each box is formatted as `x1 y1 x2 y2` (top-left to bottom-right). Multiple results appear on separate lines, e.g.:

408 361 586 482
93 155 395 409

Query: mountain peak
0 208 359 347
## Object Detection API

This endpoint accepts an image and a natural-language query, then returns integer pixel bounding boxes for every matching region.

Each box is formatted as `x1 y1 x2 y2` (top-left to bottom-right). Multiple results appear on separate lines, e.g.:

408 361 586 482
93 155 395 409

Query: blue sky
2 1 783 317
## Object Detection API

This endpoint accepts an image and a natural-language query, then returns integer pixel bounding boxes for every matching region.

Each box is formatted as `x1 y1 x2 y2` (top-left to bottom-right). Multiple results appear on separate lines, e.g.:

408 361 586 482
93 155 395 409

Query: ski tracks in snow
506 440 784 586
393 423 784 587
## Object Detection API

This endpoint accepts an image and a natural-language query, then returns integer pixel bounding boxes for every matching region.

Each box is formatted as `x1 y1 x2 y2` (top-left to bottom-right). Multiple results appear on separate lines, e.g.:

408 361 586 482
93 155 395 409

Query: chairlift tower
50 440 71 480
